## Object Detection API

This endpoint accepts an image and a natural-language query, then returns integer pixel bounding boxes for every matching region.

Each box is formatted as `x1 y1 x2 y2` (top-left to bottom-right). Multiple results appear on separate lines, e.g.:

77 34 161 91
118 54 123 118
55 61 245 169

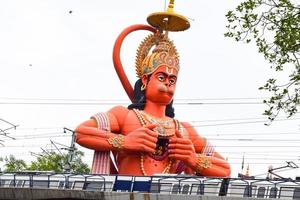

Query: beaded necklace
134 109 175 137
133 109 176 176
140 153 172 175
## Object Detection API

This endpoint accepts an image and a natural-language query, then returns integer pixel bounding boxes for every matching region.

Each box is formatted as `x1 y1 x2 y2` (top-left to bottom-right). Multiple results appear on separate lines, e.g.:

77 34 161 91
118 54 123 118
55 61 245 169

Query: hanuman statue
75 0 231 177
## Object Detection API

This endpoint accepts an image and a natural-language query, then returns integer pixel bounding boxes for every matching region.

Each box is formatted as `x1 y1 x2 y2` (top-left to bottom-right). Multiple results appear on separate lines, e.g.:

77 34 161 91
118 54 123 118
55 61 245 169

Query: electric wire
2 128 300 142
11 127 300 137
2 143 300 148
3 150 299 160
0 96 268 106
3 132 300 144
0 97 267 101
0 102 265 105
3 116 299 131
1 97 299 174
1 148 298 165
2 131 300 141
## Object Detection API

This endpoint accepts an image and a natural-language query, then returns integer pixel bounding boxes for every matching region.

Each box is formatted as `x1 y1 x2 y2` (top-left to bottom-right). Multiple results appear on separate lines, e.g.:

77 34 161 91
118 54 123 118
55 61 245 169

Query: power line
1 149 299 165
13 127 300 137
13 135 70 140
3 127 300 143
0 102 265 105
0 102 126 105
3 128 300 141
193 118 300 127
0 96 267 106
2 143 300 148
0 154 299 165
7 117 300 132
207 138 300 142
208 131 300 136
0 97 267 101
228 157 300 161
17 127 64 130
8 133 300 142
3 150 299 159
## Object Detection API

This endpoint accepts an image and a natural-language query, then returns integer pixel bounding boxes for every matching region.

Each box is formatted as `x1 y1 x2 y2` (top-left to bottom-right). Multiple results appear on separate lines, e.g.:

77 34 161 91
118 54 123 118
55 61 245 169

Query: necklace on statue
133 109 174 175
140 153 173 176
139 110 175 137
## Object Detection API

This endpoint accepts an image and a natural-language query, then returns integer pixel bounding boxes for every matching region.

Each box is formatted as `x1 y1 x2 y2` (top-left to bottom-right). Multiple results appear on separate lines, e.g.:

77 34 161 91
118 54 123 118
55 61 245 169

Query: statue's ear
141 75 148 86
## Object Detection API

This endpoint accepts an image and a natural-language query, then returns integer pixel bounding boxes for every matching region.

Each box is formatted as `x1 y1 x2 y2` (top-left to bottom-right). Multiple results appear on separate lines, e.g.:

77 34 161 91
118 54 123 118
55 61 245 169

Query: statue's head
128 33 179 117
141 64 178 106
138 34 179 104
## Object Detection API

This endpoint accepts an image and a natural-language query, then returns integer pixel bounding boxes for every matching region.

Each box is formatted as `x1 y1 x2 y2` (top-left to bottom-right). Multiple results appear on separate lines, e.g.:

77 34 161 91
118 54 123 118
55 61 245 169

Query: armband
107 134 124 150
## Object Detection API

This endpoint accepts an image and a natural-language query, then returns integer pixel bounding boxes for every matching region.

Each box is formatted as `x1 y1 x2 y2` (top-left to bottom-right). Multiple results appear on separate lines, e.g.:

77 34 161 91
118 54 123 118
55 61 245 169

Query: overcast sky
1 0 300 178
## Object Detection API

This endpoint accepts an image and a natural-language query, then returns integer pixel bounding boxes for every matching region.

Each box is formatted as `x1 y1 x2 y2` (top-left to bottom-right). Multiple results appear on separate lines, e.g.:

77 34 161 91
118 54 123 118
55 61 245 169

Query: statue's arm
75 106 158 154
75 106 128 151
169 122 231 177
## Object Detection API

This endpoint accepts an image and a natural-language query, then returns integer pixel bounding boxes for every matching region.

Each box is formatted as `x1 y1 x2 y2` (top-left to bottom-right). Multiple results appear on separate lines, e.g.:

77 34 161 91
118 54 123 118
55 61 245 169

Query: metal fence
1 172 300 199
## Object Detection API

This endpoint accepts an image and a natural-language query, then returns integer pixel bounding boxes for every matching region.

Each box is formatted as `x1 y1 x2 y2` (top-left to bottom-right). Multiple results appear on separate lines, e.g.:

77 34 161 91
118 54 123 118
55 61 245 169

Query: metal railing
1 172 300 199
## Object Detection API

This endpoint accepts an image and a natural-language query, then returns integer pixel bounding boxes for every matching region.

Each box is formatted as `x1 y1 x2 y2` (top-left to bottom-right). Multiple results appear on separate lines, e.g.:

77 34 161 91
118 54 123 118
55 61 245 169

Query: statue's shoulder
109 105 129 112
108 107 141 130
176 121 196 138
177 121 193 129
108 106 130 121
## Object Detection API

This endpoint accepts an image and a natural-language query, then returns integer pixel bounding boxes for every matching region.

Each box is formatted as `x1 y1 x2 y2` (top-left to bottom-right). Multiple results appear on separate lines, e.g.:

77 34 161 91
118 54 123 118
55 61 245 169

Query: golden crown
135 33 180 78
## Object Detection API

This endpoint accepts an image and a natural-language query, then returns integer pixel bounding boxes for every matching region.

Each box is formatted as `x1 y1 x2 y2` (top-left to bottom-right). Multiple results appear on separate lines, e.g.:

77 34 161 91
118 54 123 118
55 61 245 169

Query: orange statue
75 1 230 177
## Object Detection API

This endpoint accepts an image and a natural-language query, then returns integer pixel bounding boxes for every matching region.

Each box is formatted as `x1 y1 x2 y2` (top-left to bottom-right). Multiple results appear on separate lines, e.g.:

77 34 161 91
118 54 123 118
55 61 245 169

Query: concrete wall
0 188 271 200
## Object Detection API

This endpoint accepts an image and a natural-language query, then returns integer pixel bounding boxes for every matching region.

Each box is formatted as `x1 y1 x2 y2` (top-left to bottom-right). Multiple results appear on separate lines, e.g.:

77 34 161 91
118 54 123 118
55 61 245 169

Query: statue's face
143 65 178 105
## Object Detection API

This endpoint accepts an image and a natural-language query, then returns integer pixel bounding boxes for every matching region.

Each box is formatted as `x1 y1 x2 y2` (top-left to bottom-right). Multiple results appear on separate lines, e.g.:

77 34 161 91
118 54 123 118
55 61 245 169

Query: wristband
195 154 212 173
107 134 124 150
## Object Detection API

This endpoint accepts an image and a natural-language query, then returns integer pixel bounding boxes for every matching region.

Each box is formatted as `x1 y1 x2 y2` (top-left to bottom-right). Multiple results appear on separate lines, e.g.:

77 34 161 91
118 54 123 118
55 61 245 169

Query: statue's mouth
158 85 174 96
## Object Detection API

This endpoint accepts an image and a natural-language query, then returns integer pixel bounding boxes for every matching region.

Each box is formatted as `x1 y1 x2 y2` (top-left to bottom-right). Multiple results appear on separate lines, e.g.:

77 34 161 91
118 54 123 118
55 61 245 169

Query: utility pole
0 118 17 145
63 127 76 173
268 161 299 179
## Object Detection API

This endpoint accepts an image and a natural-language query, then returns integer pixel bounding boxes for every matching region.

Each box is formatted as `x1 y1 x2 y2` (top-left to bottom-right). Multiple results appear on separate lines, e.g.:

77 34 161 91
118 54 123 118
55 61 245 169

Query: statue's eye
157 75 165 81
169 78 176 85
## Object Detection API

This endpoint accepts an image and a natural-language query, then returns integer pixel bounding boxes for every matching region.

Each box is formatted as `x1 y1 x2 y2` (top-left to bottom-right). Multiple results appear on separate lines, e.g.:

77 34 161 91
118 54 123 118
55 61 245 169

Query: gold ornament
107 134 124 150
147 0 190 32
195 154 212 173
133 109 175 137
141 83 146 91
133 109 174 175
140 153 173 176
135 33 179 78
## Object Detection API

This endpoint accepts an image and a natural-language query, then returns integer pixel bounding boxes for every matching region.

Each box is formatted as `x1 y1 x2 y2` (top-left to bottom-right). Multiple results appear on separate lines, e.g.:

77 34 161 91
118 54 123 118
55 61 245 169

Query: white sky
1 0 300 178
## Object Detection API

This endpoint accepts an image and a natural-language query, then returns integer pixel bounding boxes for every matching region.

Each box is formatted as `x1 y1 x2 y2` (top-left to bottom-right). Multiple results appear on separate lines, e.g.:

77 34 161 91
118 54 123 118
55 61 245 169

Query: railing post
47 174 50 188
13 174 16 187
65 175 69 189
219 178 229 196
249 184 252 197
104 175 106 191
29 174 33 188
84 176 87 190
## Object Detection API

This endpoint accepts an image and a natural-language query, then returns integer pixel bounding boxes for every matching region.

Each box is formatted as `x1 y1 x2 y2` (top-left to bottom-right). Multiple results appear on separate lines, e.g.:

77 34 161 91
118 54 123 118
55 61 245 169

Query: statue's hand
123 124 158 154
169 129 198 168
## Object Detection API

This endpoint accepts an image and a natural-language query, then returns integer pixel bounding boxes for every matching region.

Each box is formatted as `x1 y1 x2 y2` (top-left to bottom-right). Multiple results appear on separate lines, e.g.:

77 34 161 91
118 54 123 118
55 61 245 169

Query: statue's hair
127 78 175 118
